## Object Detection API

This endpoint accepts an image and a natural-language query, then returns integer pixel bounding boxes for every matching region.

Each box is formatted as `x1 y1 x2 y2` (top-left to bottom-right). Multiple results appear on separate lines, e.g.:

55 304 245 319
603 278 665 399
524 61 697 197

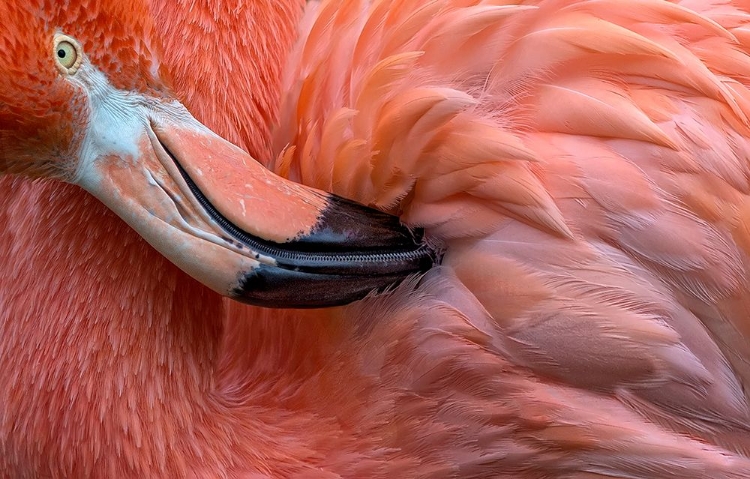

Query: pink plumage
2 0 750 477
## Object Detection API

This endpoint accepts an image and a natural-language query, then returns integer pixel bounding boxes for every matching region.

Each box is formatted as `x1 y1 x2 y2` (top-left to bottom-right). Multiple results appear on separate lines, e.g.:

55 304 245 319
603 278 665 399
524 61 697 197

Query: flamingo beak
77 105 439 308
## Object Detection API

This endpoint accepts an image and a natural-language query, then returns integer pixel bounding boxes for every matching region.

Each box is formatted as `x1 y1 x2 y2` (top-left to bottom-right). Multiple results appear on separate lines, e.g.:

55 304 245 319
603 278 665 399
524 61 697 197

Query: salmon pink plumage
2 0 750 478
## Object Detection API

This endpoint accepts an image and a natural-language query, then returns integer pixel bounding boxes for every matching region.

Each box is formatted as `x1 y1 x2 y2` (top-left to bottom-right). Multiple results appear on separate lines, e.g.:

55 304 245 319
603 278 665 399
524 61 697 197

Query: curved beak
76 101 439 308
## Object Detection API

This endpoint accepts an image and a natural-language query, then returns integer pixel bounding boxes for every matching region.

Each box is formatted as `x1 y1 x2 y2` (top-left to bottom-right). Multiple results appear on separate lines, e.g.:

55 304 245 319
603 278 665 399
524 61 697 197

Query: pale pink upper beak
74 99 438 307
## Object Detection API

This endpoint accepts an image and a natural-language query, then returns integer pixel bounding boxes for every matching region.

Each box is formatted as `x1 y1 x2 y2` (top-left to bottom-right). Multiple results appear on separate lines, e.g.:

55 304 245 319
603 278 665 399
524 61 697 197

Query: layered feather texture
4 0 750 477
269 0 750 474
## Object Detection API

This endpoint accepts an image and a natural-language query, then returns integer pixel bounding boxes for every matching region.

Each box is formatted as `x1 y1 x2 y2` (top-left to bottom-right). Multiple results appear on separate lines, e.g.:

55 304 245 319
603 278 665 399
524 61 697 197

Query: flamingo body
2 0 750 477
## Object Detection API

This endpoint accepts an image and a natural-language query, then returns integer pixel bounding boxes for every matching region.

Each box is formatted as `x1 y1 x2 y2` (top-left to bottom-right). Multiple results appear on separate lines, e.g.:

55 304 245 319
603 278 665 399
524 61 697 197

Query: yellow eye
53 34 82 74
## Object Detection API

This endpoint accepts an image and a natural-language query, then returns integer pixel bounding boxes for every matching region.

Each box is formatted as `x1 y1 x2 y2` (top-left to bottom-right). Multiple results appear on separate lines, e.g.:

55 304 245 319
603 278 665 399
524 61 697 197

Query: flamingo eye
53 35 82 74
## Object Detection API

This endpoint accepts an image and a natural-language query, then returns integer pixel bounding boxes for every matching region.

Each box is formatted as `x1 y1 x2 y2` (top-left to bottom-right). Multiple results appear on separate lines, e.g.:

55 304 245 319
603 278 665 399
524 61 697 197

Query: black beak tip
162 140 442 308
231 233 442 309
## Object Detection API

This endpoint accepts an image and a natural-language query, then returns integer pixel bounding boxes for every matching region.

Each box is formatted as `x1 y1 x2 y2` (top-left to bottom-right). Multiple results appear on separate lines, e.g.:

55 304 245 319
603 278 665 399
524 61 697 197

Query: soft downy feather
271 0 750 473
4 0 750 477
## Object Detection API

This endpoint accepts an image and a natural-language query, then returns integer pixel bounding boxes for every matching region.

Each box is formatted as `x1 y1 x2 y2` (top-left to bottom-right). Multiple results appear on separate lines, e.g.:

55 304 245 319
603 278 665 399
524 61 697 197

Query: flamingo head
0 0 439 307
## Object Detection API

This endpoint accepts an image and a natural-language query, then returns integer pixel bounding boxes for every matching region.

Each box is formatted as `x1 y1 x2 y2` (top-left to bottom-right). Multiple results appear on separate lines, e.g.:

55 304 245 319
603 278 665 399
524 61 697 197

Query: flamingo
2 0 750 477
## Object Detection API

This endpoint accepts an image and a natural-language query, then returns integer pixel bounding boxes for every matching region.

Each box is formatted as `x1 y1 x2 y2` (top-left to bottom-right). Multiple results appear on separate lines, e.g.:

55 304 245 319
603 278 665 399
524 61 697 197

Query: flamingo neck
150 0 306 161
0 180 226 475
0 1 313 475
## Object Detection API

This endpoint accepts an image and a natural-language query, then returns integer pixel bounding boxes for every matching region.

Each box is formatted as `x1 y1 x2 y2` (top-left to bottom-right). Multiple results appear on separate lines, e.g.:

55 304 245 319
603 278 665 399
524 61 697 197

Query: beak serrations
160 142 441 307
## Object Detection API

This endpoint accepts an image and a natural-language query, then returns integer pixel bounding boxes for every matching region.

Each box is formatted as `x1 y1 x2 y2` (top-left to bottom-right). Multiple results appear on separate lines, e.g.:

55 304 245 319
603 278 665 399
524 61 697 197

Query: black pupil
57 49 66 59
